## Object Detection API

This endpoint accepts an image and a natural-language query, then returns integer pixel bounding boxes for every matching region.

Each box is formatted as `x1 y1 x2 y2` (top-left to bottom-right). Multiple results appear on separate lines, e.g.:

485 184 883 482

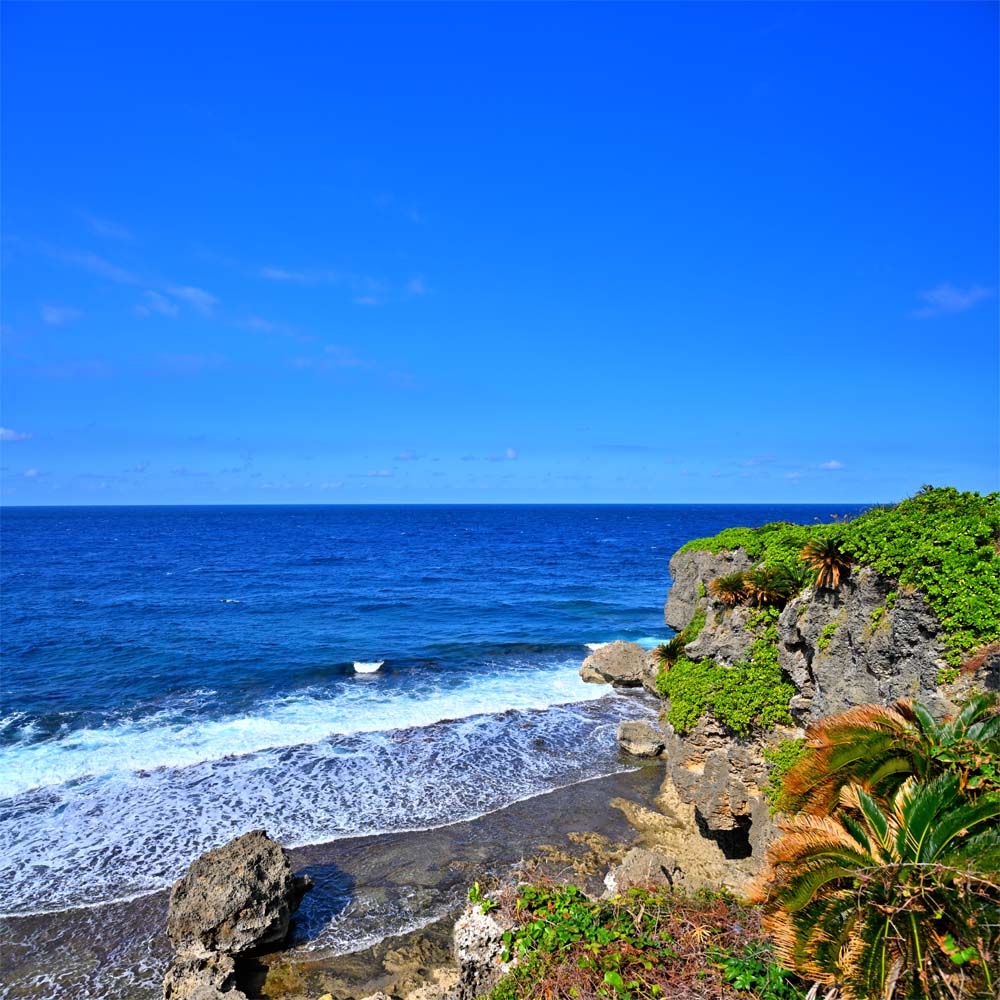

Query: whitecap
0 660 609 798
353 660 383 674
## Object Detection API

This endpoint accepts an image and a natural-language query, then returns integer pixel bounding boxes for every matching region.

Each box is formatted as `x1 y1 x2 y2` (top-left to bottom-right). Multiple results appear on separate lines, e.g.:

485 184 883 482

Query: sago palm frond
708 571 749 606
800 536 851 590
780 695 1000 815
750 775 1000 1000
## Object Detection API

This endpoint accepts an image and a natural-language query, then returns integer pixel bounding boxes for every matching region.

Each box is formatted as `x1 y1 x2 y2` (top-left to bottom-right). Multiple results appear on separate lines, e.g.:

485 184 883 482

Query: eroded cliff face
778 565 952 722
665 547 957 721
642 546 987 889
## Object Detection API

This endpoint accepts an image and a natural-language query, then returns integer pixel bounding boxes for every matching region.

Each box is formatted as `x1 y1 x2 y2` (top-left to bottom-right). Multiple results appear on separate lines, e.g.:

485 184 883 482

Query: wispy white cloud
240 315 296 336
57 249 139 285
406 276 428 296
741 453 776 467
34 360 113 378
151 353 225 376
819 459 845 470
168 286 219 316
260 264 389 303
487 447 519 462
23 468 41 478
260 265 316 283
366 469 393 477
319 481 344 490
912 282 994 318
324 344 373 368
40 305 82 326
784 471 802 480
0 427 32 442
79 212 132 241
397 451 420 461
134 291 180 318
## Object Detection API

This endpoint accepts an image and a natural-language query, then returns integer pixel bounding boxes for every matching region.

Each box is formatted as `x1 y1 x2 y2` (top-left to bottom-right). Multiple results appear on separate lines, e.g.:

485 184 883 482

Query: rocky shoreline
170 535 997 1000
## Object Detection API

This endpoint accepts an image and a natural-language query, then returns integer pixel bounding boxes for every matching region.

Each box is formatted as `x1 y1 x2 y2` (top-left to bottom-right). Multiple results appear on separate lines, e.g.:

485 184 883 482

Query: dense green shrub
761 738 807 814
840 487 1000 663
657 654 794 736
681 488 1000 665
680 521 831 565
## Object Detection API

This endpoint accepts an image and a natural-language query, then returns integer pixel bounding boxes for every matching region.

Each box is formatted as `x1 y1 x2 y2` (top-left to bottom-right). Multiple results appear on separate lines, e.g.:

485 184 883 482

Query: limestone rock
163 830 311 1000
453 902 516 1000
616 720 665 758
603 847 682 895
163 953 244 1000
684 602 755 664
664 547 752 631
580 641 648 687
167 829 311 956
777 568 952 722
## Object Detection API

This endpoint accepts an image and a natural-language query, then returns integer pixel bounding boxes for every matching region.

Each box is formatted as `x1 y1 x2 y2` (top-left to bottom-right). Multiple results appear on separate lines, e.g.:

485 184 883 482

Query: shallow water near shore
0 762 665 999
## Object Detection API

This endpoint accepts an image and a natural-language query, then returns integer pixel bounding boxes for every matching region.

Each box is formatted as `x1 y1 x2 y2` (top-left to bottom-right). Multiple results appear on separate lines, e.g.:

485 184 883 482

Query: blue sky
2 1 997 504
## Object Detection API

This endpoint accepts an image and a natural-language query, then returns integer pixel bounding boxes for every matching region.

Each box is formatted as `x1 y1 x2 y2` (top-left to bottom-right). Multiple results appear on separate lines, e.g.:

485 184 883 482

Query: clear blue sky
2 1 997 504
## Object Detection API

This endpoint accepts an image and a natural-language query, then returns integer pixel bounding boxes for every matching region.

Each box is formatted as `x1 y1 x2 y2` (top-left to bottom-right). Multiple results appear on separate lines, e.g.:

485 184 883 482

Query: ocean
0 503 865 997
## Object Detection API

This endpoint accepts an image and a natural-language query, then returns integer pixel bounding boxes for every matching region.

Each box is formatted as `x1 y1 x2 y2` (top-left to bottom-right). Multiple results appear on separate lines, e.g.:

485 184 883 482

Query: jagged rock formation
163 830 311 1000
779 565 952 721
664 548 752 633
616 719 665 758
452 903 516 1000
580 640 657 688
596 545 990 894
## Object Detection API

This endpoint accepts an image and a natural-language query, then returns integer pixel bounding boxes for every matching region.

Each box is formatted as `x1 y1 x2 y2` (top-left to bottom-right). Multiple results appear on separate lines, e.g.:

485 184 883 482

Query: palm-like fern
800 536 851 590
708 571 748 606
750 774 1000 999
655 633 689 666
778 694 1000 816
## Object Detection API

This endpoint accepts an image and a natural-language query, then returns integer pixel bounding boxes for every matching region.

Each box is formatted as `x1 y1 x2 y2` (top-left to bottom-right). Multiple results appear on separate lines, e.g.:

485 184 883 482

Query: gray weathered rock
163 830 311 1000
453 903 516 1000
167 829 311 956
685 602 755 664
778 568 952 722
616 720 665 758
664 547 752 631
163 953 243 1000
580 641 649 687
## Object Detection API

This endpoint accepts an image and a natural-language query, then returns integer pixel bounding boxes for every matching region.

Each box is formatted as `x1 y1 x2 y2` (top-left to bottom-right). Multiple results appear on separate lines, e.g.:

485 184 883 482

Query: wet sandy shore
1 763 664 999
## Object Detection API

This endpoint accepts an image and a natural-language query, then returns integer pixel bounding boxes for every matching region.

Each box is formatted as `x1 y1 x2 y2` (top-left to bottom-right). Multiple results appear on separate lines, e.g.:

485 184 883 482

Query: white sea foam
0 661 605 799
353 660 383 673
0 686 657 917
584 642 609 651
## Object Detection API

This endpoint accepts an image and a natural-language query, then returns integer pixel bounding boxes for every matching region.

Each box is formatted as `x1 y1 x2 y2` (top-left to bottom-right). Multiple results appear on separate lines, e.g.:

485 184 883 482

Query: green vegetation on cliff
679 487 1000 664
656 606 795 736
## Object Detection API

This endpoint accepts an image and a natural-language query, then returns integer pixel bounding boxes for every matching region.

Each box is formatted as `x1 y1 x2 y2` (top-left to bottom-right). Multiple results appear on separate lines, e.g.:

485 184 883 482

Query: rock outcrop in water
580 640 658 689
163 830 311 1000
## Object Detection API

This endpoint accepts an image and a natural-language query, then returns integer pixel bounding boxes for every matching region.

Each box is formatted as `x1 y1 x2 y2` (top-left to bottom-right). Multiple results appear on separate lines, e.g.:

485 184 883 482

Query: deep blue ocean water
0 504 863 935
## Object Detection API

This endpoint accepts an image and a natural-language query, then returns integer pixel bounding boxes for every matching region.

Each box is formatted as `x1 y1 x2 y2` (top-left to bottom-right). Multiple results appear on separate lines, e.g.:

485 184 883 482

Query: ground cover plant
482 883 805 1000
656 607 794 736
